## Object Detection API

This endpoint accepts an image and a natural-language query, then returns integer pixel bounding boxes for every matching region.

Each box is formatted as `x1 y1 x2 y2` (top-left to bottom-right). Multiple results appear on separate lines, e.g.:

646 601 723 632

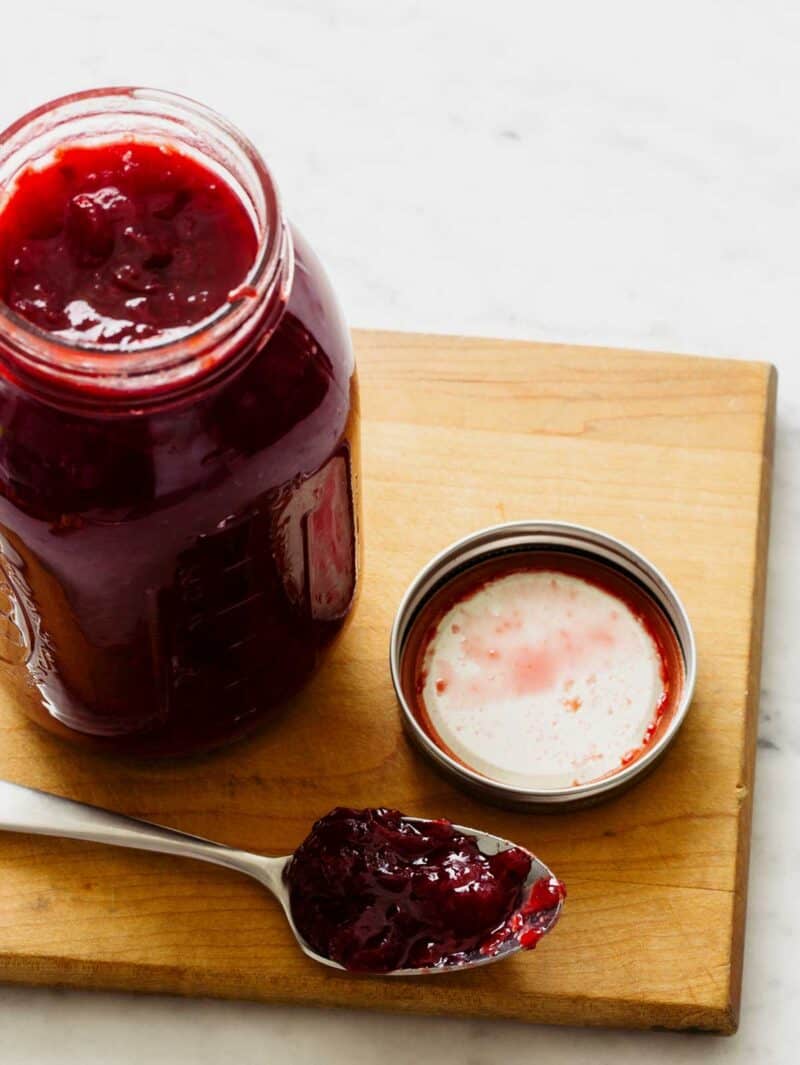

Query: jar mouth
0 87 291 401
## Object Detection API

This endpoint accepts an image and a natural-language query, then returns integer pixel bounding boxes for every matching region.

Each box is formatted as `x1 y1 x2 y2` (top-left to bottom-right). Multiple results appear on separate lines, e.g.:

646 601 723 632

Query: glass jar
0 88 360 756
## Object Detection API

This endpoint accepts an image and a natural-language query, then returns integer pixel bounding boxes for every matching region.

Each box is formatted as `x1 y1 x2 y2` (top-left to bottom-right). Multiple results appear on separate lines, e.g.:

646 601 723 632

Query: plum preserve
0 89 360 756
0 141 258 345
286 806 565 973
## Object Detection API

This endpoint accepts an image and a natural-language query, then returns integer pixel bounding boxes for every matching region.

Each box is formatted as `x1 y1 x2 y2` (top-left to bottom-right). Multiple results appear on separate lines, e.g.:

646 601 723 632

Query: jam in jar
0 88 360 756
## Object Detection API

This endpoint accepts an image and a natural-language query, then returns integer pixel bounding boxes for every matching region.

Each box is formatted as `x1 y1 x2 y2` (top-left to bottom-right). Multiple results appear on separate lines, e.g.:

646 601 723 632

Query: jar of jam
0 88 360 756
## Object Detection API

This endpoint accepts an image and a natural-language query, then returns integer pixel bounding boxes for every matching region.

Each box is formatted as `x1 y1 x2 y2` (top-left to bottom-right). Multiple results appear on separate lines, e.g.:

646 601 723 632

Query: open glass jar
0 88 360 756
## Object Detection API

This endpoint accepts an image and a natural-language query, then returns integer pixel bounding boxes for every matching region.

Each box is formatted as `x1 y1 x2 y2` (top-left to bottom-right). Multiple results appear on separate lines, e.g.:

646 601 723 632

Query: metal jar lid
389 521 697 810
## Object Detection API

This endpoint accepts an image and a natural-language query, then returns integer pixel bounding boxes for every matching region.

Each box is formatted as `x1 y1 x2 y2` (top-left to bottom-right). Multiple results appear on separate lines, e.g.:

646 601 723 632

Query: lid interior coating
390 523 697 809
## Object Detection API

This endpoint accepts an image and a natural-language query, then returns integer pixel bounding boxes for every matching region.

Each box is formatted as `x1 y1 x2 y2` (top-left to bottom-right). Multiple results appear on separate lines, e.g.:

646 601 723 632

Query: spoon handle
0 779 282 885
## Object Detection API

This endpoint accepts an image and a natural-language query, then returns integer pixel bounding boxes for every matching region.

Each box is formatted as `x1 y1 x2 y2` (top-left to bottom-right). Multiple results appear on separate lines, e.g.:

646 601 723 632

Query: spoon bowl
282 819 564 975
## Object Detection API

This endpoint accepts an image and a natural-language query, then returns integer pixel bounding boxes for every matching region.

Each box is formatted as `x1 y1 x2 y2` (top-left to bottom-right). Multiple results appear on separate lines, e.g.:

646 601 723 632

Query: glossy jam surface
0 142 257 345
403 552 683 790
287 807 564 973
0 138 359 756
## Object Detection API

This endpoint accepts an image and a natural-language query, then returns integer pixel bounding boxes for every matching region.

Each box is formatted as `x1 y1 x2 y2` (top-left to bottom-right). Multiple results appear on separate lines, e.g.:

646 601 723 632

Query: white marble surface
0 0 797 1060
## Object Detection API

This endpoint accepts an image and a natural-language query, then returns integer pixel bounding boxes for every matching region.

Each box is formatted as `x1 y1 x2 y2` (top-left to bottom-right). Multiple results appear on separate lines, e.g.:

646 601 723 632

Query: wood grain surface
0 329 776 1033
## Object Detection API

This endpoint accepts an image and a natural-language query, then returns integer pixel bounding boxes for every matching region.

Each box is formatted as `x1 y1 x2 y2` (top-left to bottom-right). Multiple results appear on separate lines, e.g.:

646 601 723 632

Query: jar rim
0 87 292 405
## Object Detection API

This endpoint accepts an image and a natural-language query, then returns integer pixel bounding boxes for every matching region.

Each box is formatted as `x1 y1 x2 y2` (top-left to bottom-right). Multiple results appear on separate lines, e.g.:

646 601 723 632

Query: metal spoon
0 779 563 975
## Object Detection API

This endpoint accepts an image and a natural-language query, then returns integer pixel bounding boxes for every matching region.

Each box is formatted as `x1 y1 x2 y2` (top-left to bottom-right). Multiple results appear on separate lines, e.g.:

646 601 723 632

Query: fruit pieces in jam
286 806 564 973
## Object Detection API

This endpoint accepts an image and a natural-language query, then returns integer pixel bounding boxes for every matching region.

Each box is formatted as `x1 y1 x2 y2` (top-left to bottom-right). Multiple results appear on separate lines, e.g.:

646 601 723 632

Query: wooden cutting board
0 330 776 1034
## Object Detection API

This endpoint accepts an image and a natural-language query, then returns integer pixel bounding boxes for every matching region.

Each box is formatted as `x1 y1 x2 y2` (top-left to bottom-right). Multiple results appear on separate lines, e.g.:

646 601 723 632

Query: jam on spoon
0 781 565 975
286 806 566 973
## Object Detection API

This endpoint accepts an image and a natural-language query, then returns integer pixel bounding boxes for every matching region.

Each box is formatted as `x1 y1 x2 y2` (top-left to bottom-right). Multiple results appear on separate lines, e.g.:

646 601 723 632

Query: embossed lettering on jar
0 89 361 756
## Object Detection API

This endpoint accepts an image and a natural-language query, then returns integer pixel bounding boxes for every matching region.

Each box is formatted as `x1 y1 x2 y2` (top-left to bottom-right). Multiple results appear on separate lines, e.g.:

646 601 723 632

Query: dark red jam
0 142 257 345
0 96 359 756
286 807 565 973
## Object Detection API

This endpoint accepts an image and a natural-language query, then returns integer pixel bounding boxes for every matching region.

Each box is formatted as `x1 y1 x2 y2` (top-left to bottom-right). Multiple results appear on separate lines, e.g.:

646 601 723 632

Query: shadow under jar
0 88 360 756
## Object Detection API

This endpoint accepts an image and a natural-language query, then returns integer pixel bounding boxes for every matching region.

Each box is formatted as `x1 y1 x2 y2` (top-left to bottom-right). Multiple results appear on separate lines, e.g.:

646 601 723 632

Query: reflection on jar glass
0 89 361 756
